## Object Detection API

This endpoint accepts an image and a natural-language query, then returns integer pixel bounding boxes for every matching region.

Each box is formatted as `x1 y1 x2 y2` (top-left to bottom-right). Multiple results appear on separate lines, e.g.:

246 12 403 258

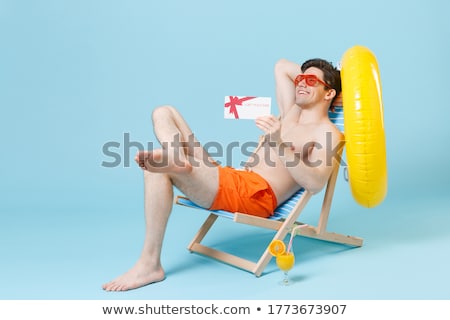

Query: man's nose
297 78 307 87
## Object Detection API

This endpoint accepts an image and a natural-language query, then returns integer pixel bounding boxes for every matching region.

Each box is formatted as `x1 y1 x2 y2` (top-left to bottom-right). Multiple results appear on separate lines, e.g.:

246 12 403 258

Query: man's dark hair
301 58 341 107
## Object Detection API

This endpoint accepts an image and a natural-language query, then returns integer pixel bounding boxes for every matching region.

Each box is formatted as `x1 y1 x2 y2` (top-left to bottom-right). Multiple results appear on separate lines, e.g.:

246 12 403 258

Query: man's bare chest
281 125 319 154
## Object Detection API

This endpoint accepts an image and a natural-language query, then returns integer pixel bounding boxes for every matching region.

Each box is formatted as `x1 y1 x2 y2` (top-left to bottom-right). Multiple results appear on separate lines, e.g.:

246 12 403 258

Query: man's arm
277 128 344 193
274 59 302 119
256 116 344 193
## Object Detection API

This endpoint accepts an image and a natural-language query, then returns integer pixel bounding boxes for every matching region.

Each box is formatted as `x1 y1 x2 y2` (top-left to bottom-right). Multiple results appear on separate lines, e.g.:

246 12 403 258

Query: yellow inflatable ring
341 45 388 208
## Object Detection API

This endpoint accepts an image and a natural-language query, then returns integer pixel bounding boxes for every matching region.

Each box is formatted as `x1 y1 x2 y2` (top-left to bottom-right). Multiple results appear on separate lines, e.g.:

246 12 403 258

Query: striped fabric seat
177 188 305 220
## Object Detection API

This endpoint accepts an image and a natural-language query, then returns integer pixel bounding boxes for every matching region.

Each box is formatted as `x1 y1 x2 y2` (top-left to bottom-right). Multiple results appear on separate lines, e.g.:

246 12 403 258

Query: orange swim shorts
209 166 278 218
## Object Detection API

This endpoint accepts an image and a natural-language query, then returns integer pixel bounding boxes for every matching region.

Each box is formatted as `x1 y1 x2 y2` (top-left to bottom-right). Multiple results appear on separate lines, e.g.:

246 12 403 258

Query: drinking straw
287 224 308 253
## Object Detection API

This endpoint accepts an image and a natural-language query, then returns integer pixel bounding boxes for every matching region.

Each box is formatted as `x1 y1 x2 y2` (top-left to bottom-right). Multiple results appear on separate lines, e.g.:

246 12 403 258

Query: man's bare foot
102 261 165 292
135 150 192 173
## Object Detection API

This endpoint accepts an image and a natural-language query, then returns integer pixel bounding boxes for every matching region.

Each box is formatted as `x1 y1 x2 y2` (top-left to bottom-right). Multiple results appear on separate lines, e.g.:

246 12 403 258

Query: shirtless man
102 58 343 291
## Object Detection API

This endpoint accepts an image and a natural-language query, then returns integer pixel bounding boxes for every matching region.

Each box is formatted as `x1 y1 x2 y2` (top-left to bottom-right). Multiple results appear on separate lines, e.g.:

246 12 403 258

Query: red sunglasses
294 74 331 89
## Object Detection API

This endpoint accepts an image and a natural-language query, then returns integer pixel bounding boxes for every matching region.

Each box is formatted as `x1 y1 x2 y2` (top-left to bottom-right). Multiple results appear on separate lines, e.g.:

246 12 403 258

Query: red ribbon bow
225 96 256 119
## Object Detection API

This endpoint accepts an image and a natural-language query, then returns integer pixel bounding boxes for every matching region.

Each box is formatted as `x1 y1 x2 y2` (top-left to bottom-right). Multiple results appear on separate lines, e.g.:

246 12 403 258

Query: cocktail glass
276 251 295 286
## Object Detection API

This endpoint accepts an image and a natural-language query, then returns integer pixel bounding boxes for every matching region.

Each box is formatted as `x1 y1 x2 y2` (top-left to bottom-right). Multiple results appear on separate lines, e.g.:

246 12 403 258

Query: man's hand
255 115 282 144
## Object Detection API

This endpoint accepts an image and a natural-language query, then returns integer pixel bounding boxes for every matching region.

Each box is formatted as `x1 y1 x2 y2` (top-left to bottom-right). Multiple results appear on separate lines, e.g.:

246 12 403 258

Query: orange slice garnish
268 240 286 256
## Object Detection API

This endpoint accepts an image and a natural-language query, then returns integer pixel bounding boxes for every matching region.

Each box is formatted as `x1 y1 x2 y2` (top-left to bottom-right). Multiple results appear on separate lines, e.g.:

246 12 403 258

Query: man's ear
324 89 336 101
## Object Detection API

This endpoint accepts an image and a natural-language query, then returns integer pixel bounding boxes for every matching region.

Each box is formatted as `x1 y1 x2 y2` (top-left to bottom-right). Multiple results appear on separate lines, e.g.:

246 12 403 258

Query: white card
224 96 271 119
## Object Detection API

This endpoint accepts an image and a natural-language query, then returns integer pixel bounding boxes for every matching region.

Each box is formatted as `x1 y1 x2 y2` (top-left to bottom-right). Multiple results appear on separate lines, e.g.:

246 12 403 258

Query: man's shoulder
323 119 342 133
313 120 344 142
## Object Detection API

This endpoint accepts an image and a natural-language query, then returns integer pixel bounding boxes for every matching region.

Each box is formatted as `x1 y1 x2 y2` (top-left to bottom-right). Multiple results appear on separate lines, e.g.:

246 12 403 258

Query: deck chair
175 106 363 276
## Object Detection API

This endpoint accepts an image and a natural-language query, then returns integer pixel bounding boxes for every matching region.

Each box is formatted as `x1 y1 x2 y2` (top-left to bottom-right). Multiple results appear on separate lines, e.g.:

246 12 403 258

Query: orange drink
276 252 295 271
268 239 296 285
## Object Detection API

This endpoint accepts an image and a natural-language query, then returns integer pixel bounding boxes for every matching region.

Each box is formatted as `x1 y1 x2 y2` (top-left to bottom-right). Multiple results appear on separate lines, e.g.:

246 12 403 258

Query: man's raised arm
274 59 302 119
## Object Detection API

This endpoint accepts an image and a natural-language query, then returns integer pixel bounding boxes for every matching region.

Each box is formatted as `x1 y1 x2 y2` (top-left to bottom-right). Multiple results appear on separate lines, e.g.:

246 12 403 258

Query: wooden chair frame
175 158 363 277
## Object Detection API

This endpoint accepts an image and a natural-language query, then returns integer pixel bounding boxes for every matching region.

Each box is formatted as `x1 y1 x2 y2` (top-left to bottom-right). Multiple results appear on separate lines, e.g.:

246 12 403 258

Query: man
102 58 343 291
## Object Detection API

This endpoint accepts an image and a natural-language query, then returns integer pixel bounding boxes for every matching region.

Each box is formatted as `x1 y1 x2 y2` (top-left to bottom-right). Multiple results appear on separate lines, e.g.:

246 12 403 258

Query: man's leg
138 105 215 173
102 106 219 291
102 171 173 291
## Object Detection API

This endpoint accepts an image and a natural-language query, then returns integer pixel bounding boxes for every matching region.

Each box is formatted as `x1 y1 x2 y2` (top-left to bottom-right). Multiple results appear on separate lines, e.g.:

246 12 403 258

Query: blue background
1 0 449 299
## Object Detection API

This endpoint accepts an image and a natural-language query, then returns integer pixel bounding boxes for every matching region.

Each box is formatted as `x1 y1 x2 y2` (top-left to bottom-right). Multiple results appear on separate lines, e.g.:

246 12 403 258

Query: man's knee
152 105 177 122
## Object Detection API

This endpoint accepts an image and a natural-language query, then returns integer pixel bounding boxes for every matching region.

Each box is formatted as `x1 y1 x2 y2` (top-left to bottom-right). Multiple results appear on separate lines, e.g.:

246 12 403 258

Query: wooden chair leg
187 213 218 251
